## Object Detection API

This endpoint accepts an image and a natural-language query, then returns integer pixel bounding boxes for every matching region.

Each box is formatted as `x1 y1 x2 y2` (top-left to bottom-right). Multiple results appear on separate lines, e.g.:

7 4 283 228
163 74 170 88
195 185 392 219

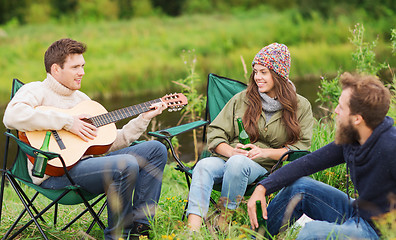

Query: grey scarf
259 91 283 122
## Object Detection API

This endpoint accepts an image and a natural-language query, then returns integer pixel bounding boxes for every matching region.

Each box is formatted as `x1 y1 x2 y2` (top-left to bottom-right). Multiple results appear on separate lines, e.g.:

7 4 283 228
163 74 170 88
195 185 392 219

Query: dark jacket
259 116 396 229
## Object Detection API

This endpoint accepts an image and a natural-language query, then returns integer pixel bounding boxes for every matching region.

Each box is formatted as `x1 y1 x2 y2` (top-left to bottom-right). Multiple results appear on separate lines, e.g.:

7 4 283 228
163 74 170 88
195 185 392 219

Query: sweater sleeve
259 142 345 195
107 114 151 152
3 83 74 132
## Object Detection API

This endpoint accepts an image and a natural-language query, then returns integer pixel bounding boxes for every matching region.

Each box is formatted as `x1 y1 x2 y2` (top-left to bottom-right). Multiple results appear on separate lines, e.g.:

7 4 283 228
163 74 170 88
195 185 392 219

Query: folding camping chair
0 79 107 240
148 73 310 219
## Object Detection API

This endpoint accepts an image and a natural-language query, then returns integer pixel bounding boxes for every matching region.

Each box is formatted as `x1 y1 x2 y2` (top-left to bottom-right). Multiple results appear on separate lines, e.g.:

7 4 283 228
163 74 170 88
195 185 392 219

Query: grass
2 117 391 240
1 7 395 240
0 8 395 103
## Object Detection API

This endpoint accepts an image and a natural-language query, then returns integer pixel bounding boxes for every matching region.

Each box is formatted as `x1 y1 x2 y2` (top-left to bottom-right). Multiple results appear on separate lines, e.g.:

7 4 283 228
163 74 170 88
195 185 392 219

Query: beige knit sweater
3 74 151 185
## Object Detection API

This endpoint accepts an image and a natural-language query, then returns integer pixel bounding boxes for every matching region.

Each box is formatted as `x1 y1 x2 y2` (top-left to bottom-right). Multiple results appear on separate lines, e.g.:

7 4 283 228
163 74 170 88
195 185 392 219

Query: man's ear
352 114 364 126
50 63 60 75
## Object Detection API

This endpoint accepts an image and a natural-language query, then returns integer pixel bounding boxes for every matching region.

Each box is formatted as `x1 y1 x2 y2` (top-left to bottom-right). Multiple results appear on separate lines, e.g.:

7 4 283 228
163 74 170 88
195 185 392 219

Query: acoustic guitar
20 93 187 176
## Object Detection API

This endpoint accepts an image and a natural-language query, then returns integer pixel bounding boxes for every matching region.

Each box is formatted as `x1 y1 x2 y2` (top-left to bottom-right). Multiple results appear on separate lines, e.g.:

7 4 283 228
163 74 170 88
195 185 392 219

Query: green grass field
2 119 394 240
0 8 394 104
1 8 395 240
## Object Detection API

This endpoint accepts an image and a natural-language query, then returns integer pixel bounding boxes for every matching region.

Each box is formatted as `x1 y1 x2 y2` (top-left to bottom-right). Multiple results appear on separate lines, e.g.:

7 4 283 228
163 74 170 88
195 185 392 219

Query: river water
0 78 321 169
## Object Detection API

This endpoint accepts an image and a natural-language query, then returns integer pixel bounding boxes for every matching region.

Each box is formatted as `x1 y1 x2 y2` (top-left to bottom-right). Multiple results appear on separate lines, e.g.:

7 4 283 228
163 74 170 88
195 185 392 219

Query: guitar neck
89 98 162 127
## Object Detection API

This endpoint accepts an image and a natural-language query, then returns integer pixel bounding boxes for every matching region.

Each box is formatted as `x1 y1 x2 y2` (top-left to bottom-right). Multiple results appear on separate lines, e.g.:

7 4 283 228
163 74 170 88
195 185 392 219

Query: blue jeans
40 140 168 240
267 177 379 239
187 155 268 218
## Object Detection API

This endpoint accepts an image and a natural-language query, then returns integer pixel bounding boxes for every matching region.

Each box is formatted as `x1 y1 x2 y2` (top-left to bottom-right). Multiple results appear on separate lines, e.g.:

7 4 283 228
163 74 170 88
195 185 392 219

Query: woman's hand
231 143 250 156
244 144 288 160
247 184 268 230
244 144 268 159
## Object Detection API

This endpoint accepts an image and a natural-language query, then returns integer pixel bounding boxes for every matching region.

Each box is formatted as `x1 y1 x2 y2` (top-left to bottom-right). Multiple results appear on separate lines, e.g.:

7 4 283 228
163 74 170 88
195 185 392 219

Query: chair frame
0 79 107 240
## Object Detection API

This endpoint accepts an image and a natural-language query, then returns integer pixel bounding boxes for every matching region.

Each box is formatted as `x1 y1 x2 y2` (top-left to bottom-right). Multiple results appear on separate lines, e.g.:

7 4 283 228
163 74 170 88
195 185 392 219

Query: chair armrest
270 149 311 174
147 120 209 174
4 132 77 185
148 120 209 139
5 132 60 160
286 150 311 162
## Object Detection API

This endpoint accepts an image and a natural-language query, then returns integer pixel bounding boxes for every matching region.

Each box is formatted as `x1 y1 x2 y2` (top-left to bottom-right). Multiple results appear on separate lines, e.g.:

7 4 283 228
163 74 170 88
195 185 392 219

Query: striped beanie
252 43 291 80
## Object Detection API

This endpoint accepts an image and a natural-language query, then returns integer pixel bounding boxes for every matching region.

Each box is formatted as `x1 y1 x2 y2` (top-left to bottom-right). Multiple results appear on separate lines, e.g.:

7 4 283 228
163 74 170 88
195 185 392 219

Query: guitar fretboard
89 98 162 127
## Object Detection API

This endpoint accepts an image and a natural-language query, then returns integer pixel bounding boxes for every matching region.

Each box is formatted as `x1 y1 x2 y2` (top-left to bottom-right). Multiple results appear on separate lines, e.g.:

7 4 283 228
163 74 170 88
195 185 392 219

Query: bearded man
247 72 396 239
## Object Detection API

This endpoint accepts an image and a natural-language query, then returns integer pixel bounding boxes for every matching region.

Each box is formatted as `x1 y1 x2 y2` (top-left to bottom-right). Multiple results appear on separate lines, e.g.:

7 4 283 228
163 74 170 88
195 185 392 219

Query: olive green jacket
207 90 314 171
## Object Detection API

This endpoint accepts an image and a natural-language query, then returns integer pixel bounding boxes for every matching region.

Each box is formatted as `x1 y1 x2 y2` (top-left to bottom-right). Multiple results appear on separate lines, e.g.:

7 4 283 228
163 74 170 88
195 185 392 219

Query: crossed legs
266 177 379 239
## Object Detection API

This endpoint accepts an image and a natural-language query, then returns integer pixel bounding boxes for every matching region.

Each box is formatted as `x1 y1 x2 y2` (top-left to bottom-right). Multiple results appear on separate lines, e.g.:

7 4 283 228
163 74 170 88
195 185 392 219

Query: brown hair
44 38 86 73
340 72 391 130
243 69 300 144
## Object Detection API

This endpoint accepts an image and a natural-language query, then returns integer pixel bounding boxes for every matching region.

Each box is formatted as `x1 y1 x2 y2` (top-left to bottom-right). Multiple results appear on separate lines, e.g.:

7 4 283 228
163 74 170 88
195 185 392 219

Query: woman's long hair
243 69 300 144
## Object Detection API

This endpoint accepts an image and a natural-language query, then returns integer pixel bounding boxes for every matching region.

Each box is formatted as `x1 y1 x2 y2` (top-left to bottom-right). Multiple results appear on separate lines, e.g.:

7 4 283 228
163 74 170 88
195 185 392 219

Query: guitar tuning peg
168 108 173 112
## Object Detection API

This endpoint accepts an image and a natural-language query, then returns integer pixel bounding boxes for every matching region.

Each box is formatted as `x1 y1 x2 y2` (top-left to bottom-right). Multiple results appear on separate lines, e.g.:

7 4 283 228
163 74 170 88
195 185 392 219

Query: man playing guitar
3 38 168 240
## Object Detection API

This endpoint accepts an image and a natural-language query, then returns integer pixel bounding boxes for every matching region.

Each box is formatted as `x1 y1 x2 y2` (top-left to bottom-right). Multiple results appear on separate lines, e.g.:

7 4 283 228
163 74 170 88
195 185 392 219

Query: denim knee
224 155 251 177
146 140 168 164
280 177 315 196
193 158 213 174
149 140 168 156
112 155 139 182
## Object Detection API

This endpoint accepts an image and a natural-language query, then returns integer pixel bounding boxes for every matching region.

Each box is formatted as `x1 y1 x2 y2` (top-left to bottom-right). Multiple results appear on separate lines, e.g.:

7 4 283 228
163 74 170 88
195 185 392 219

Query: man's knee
109 155 139 182
148 140 168 161
284 177 317 193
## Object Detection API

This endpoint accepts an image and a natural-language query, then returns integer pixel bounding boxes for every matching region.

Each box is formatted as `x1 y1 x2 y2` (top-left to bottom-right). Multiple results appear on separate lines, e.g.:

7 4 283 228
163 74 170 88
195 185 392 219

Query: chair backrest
205 73 247 123
11 78 24 100
5 79 28 180
200 74 247 156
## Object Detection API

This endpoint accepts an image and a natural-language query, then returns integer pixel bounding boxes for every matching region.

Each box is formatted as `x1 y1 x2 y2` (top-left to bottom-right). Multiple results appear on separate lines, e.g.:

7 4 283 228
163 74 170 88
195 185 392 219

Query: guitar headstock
161 93 188 112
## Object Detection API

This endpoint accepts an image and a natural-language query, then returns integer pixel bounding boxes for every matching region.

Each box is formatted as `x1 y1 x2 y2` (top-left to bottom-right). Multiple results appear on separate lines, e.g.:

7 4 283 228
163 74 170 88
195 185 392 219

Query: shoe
129 223 151 239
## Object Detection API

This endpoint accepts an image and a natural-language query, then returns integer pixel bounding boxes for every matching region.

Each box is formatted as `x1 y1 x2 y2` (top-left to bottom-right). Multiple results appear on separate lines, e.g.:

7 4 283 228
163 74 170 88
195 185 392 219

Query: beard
335 118 360 145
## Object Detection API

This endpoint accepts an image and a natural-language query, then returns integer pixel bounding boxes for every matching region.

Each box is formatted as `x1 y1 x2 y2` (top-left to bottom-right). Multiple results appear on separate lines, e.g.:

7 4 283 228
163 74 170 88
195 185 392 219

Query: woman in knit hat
187 43 314 232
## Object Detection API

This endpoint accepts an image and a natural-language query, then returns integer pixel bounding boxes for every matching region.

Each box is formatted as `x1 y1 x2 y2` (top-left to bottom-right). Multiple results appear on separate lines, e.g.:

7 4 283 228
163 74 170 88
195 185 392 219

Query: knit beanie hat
252 43 291 80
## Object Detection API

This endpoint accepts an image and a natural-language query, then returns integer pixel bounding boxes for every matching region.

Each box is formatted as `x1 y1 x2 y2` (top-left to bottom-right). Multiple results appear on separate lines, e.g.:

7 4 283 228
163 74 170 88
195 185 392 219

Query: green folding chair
0 79 107 240
148 73 310 219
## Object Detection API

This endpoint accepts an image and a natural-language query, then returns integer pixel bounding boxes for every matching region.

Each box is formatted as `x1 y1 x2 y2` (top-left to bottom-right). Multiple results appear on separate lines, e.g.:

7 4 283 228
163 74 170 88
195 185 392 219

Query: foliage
315 23 394 118
1 10 395 104
315 75 341 116
392 29 396 53
373 209 396 240
173 49 207 161
1 0 396 27
0 0 27 24
151 0 185 16
50 0 78 19
389 29 396 120
350 23 387 75
24 2 52 24
175 49 207 122
76 0 119 22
